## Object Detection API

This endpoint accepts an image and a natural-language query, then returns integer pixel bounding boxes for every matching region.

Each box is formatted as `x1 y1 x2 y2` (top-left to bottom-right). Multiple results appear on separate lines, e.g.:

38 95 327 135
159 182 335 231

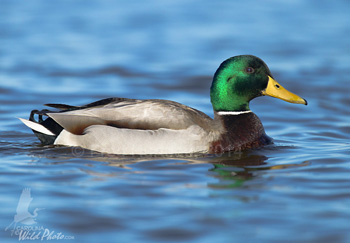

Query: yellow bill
262 76 307 105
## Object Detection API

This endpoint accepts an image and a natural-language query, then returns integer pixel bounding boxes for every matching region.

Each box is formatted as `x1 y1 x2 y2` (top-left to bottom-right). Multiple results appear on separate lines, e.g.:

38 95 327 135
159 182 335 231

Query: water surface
0 0 349 242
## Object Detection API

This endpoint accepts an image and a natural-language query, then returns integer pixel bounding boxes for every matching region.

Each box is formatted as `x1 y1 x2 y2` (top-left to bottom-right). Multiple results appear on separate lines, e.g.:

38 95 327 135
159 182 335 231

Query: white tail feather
19 118 55 136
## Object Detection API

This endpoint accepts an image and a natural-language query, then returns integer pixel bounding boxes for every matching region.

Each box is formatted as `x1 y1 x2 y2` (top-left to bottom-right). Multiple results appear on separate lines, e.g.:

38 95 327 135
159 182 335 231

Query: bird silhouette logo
5 188 44 232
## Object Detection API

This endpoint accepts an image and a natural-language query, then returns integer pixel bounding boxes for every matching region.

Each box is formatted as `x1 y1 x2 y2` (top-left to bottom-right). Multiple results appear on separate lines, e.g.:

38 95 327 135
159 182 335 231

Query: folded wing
47 98 214 135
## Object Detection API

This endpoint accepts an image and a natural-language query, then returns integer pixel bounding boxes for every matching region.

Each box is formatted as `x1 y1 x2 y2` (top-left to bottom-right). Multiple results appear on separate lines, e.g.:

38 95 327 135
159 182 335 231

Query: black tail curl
27 98 122 145
29 110 63 145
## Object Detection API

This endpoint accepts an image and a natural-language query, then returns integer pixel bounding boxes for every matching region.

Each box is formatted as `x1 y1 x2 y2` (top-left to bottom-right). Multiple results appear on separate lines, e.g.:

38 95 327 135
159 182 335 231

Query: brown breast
209 112 273 154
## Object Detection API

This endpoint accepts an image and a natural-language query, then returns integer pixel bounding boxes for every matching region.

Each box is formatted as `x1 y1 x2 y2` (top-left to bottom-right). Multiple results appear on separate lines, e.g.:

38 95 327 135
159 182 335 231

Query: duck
19 55 307 155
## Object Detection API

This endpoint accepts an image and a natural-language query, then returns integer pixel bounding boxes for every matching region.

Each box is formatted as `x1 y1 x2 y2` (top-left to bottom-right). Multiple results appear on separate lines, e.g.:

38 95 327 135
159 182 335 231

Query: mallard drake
20 55 307 155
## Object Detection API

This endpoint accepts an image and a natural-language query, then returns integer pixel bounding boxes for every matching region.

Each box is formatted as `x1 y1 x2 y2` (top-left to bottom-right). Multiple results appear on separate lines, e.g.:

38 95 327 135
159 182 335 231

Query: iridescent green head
210 55 307 112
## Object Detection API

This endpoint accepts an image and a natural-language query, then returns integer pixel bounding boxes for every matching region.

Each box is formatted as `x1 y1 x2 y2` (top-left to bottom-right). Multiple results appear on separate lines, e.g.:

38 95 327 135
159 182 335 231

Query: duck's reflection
207 152 268 188
207 152 309 188
29 145 309 189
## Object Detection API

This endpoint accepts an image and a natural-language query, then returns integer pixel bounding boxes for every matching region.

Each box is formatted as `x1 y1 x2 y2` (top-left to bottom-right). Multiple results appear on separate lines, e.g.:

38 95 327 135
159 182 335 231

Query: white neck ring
217 110 252 115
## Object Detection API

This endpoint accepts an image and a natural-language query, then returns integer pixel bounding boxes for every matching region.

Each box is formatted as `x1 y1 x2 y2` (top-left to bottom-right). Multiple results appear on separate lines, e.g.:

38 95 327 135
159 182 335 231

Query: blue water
1 0 349 242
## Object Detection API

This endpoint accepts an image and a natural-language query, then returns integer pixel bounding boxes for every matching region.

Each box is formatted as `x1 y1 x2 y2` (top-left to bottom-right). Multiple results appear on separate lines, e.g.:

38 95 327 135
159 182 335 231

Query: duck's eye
245 67 255 74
